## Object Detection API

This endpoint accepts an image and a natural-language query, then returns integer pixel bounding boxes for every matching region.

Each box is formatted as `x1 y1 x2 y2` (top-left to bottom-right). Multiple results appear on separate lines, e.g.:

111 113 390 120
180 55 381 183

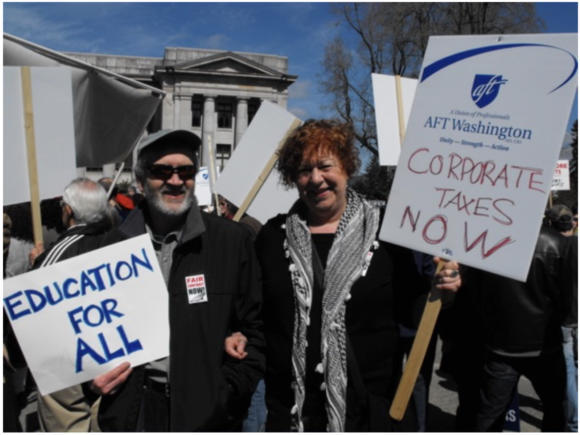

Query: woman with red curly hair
227 119 461 432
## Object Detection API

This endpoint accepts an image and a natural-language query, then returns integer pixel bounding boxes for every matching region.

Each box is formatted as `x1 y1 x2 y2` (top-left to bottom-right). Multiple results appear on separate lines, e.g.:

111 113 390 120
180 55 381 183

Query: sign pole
395 75 406 146
232 118 302 222
389 85 447 420
390 260 446 421
20 67 44 248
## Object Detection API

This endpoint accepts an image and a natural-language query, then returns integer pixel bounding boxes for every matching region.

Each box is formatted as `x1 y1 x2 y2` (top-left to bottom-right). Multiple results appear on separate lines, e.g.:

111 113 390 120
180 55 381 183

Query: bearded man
90 130 264 432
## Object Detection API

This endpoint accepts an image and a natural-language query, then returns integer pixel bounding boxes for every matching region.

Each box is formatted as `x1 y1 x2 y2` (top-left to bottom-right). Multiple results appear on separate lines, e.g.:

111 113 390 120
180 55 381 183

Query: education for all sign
3 235 169 396
379 34 577 281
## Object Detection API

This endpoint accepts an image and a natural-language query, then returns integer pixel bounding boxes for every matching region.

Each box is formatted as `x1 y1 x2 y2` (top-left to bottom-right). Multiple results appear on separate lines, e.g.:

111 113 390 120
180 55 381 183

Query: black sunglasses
148 164 196 181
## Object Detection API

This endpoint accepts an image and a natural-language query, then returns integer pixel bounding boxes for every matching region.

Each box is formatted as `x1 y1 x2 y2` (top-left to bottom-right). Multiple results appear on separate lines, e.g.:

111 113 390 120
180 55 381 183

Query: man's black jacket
95 202 264 431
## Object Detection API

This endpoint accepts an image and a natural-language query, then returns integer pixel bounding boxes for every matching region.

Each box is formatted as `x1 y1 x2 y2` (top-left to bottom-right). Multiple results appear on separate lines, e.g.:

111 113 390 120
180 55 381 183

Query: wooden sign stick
21 67 44 247
395 75 406 146
390 260 446 421
389 74 448 421
232 118 302 222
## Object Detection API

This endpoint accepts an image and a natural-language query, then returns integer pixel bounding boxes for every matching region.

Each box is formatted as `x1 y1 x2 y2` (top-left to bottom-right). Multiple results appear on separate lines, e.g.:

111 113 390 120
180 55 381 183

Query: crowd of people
3 121 577 432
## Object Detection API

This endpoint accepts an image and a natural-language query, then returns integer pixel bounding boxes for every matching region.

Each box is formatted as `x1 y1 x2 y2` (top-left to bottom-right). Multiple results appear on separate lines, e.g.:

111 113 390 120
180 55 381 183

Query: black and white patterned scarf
284 189 380 431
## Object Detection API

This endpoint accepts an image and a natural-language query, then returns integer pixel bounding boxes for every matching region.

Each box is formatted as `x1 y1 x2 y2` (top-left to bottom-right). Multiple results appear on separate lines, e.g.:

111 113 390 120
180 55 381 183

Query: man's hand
90 362 132 395
224 332 248 360
29 242 44 267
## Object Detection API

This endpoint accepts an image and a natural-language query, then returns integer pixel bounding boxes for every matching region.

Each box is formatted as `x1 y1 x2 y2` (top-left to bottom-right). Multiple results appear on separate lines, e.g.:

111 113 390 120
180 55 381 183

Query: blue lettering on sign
76 337 107 373
131 250 153 277
74 324 144 373
4 292 31 320
3 248 154 320
68 299 125 334
80 271 98 294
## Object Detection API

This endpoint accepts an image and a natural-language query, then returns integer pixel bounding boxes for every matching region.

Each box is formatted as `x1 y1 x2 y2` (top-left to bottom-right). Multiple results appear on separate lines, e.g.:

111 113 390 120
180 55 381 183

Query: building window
192 101 202 127
248 104 258 124
216 144 232 170
217 103 233 129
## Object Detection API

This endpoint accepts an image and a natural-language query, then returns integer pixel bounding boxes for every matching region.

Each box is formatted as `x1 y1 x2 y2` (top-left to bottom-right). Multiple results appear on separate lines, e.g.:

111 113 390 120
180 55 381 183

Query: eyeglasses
148 164 196 181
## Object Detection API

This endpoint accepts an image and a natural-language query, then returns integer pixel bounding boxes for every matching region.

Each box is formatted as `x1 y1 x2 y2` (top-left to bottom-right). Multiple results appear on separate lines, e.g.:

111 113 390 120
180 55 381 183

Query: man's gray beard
145 183 195 216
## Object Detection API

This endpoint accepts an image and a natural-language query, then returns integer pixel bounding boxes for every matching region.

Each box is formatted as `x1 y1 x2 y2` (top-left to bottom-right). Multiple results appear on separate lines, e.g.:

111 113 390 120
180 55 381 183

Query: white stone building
66 47 297 182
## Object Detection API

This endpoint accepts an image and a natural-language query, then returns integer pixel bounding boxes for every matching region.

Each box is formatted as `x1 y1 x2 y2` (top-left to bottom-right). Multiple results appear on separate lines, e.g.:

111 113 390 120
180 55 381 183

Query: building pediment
171 51 292 78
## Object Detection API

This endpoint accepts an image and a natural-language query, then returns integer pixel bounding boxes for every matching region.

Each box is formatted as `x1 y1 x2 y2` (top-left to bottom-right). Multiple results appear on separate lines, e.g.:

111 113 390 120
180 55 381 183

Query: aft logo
185 274 208 304
471 74 508 108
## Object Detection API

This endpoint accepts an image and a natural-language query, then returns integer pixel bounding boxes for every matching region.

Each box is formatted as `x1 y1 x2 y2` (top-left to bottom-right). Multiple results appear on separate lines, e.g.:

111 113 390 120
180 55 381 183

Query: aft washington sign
379 34 577 281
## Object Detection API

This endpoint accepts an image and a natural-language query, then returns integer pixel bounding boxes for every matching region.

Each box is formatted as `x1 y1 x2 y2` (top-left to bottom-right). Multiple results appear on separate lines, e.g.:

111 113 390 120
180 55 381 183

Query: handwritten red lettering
422 215 448 244
400 206 421 231
408 148 430 174
492 199 515 226
464 222 515 258
404 149 543 193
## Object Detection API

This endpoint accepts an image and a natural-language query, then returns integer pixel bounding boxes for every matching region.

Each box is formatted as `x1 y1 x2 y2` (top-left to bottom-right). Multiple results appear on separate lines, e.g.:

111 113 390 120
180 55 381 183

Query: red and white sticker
185 274 208 304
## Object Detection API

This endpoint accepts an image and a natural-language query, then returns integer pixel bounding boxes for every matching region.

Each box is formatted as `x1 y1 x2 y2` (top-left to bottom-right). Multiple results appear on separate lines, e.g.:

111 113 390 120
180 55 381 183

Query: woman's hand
225 332 248 360
90 362 132 395
433 257 461 307
433 257 462 291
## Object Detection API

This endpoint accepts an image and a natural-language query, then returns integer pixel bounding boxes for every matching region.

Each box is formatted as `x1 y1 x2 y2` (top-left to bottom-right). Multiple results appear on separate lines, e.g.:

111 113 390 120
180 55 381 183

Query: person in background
218 195 263 241
546 204 578 432
128 185 145 207
97 177 134 224
226 119 461 431
4 212 23 432
32 178 110 432
90 130 264 432
218 195 232 219
3 203 35 278
469 211 572 431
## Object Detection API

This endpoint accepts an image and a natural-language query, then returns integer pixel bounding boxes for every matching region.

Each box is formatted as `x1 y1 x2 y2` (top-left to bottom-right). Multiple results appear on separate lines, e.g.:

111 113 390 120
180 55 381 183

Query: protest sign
3 234 169 396
372 74 417 165
552 160 570 190
195 167 212 206
4 67 77 206
379 34 578 281
215 100 301 223
4 33 163 168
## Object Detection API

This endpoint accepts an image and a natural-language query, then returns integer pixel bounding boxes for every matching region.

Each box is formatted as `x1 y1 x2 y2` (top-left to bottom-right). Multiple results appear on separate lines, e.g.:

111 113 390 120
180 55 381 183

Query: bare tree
319 2 545 156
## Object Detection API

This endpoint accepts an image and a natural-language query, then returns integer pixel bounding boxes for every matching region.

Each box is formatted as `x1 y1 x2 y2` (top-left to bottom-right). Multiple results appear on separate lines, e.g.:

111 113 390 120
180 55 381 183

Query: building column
201 95 216 168
235 97 249 147
173 93 181 129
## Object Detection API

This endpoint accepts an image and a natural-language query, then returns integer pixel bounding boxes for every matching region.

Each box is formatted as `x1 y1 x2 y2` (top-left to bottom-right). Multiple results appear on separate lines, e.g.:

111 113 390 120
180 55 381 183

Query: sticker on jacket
185 274 208 304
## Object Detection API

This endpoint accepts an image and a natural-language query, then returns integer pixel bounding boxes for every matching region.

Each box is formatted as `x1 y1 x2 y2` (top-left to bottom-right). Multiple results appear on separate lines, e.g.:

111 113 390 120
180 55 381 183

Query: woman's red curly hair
277 119 360 187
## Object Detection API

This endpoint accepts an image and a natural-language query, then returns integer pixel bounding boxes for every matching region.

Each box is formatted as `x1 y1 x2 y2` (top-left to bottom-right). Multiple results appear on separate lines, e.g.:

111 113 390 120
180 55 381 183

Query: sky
3 2 579 158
